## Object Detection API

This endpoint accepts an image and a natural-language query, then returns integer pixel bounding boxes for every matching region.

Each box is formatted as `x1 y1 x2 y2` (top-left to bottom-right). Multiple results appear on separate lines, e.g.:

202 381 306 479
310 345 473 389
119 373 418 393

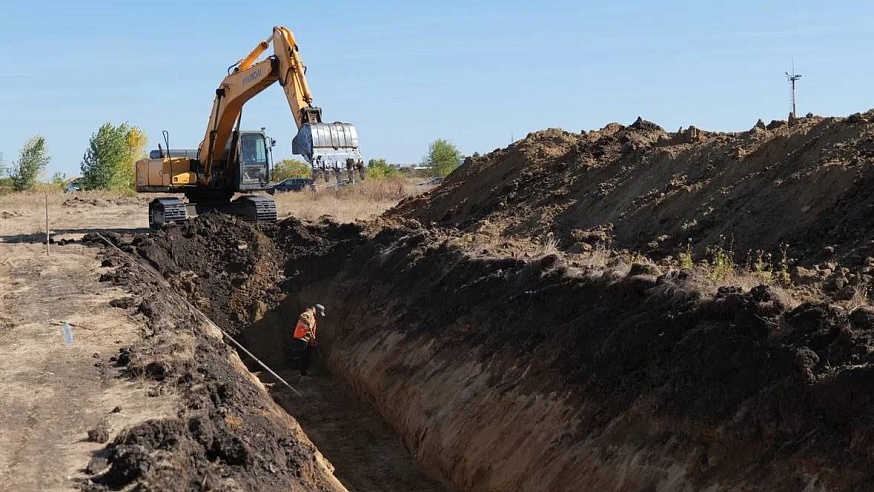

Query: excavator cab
237 131 271 190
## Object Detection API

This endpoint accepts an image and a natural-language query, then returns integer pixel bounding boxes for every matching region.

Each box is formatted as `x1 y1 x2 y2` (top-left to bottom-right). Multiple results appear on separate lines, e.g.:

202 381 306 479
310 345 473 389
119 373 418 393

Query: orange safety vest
293 310 317 343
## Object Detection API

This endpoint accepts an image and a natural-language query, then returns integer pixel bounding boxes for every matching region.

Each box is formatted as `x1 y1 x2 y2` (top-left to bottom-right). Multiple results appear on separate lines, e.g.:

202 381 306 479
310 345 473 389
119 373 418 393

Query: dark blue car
267 178 316 194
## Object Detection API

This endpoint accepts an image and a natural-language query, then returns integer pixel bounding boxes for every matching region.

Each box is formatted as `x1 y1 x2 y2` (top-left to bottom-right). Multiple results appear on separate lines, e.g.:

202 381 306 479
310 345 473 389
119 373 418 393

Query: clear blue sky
0 0 872 177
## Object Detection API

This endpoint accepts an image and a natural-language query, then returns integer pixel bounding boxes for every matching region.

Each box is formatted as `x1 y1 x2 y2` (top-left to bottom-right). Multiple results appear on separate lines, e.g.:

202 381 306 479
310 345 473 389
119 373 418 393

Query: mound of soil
80 240 344 491
119 214 363 337
62 196 140 208
128 214 286 333
392 111 874 266
0 210 27 219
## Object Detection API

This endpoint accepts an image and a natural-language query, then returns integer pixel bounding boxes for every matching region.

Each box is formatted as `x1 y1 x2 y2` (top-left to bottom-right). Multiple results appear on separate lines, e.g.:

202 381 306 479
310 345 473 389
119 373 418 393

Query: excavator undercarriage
148 195 277 230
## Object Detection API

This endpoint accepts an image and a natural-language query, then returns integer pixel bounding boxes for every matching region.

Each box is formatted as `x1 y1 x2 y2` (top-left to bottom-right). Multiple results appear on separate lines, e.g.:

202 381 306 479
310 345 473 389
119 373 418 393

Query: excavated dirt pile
392 111 874 266
90 109 874 491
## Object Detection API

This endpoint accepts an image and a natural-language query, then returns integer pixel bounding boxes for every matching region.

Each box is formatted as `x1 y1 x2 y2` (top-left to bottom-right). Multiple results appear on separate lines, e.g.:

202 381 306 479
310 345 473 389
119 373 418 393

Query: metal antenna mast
785 59 802 119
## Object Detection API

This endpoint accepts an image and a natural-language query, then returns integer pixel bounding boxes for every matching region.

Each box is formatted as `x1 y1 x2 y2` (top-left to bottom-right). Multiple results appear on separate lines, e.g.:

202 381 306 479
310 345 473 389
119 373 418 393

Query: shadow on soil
0 228 152 244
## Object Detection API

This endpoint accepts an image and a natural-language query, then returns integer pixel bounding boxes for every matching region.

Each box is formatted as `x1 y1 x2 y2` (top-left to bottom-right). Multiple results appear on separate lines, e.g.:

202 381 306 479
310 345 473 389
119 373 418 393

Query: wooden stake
45 192 49 256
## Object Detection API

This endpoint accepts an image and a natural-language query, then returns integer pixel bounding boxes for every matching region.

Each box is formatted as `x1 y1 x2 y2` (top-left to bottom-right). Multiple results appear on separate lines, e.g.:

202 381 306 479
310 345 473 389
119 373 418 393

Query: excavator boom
200 26 363 184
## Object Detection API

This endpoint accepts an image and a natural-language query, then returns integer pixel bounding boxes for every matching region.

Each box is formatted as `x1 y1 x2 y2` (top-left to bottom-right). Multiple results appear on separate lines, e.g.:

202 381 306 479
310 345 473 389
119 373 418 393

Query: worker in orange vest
294 303 325 380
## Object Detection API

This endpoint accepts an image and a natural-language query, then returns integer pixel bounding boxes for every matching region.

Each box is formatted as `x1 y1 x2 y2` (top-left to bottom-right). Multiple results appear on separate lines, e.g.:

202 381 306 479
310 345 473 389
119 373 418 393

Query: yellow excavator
135 26 364 228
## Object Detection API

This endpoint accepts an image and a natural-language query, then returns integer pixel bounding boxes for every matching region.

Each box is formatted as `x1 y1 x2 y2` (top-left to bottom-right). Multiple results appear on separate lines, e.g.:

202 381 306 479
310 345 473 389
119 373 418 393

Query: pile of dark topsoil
78 229 343 491
127 213 362 336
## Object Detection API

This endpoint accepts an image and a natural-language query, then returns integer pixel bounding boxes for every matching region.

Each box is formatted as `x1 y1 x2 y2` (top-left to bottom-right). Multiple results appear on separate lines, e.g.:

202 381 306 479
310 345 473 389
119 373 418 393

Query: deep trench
238 317 451 492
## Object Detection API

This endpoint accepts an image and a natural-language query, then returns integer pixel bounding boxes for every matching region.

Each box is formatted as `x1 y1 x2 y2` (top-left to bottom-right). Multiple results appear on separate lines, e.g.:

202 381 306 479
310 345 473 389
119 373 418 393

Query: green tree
49 172 67 189
80 123 146 191
11 135 51 191
272 158 311 181
367 158 400 179
424 139 462 177
0 153 11 194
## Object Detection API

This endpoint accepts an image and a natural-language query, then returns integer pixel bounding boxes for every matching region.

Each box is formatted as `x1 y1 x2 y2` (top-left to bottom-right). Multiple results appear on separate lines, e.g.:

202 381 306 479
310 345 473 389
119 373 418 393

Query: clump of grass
678 239 694 269
777 243 791 286
704 235 734 281
539 233 559 256
579 243 612 269
844 280 871 310
673 236 802 299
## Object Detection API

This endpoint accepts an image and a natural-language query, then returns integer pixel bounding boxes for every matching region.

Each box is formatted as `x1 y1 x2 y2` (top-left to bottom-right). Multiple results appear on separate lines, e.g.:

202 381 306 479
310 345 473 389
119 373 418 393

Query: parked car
267 178 316 194
416 176 443 186
63 180 83 193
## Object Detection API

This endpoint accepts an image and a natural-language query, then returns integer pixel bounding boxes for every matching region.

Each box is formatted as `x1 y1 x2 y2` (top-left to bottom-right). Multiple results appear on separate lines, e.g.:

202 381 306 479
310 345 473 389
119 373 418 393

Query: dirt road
0 243 176 491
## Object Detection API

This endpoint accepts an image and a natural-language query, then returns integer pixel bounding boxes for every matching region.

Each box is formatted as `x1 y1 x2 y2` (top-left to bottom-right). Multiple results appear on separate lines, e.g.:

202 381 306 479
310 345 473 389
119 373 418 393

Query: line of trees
0 122 147 193
272 138 463 183
362 139 463 180
0 131 467 193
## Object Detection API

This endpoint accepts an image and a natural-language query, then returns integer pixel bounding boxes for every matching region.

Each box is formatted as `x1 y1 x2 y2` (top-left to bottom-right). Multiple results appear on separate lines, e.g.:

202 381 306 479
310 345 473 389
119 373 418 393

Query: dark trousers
298 339 314 376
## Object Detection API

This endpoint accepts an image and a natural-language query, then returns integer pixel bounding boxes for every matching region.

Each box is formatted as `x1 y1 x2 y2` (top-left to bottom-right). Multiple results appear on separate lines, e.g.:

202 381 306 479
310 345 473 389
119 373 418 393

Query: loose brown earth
5 110 874 491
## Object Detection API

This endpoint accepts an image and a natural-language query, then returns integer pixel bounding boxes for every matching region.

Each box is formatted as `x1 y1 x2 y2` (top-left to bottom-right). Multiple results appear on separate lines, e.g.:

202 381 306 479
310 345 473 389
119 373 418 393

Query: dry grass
0 190 148 240
578 243 614 269
840 280 871 311
0 189 144 209
273 178 422 223
0 179 421 239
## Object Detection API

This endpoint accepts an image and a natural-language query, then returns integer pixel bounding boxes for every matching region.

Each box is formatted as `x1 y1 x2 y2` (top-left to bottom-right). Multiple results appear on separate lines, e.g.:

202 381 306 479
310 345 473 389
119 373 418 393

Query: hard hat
314 303 326 317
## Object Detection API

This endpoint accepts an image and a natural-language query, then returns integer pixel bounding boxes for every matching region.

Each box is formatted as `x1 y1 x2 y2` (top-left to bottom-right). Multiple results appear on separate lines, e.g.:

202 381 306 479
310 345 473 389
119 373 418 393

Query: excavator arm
198 26 363 185
199 56 277 184
272 27 322 127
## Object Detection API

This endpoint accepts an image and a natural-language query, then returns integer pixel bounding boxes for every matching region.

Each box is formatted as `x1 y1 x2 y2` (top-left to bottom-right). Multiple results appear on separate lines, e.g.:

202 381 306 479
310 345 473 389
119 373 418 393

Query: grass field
272 177 425 222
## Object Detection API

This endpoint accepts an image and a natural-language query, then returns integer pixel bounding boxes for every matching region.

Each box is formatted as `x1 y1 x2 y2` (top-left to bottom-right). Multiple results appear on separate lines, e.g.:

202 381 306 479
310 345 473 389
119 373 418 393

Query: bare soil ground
0 242 176 491
133 212 874 491
114 110 874 491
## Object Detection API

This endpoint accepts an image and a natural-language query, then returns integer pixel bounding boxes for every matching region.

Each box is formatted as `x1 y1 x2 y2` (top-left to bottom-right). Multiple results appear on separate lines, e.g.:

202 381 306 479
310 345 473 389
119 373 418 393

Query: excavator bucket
292 122 365 183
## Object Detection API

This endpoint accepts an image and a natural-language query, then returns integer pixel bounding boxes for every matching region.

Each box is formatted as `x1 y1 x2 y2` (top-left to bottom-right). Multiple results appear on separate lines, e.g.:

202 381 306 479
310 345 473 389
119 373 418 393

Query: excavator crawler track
149 197 188 229
233 195 278 222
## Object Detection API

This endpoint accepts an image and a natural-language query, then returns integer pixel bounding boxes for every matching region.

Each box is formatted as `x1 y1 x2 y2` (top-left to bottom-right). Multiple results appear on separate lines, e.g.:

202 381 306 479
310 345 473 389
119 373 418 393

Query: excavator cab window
239 133 269 185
